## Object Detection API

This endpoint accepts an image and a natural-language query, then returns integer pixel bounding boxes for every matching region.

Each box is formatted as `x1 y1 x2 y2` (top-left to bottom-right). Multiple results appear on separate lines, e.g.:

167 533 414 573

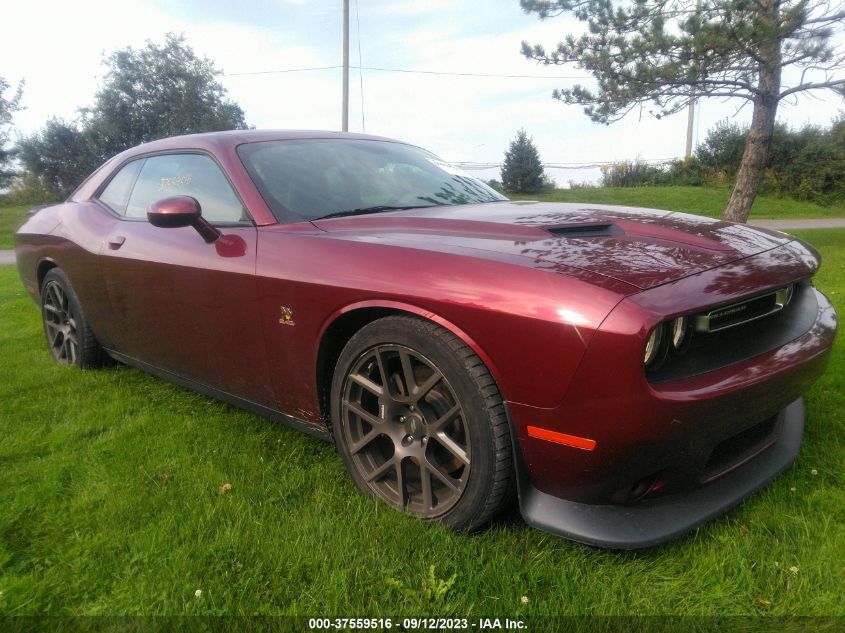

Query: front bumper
508 241 836 547
519 398 804 549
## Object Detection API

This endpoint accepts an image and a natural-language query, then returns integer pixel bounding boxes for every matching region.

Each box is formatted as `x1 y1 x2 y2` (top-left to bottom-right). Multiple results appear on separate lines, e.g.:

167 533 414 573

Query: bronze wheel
40 268 108 368
42 278 80 365
342 344 471 517
332 316 515 531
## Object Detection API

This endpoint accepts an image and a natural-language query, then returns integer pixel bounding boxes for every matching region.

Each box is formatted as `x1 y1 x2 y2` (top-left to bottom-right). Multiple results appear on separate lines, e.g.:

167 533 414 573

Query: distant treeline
594 117 845 206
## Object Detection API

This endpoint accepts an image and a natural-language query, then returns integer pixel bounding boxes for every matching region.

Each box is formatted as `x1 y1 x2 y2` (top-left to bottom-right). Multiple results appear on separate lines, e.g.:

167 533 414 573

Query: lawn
0 205 29 250
508 186 845 220
0 231 843 618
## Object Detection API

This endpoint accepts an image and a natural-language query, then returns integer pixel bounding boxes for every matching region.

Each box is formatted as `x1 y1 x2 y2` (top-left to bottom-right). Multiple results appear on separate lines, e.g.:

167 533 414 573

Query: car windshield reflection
237 138 507 222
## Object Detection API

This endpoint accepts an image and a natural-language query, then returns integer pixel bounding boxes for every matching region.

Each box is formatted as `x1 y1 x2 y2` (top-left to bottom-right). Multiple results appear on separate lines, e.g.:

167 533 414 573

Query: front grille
703 415 779 482
695 285 795 333
648 281 816 384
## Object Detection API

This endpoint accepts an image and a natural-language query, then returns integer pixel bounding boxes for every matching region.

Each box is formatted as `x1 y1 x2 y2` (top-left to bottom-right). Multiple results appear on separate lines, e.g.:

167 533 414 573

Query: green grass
508 186 845 220
0 205 30 250
0 231 843 617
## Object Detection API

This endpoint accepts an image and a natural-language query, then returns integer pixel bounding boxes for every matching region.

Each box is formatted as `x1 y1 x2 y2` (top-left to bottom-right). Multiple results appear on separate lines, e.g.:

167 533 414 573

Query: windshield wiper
312 205 435 221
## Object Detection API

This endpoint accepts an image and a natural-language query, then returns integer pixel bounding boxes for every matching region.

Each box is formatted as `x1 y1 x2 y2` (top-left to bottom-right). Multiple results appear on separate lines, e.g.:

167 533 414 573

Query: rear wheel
40 268 107 368
331 316 515 531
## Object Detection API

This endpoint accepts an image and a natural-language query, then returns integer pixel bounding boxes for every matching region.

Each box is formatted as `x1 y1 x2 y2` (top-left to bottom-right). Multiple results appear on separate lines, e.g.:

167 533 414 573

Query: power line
352 66 585 80
225 65 344 75
223 65 586 80
221 60 672 168
453 157 681 170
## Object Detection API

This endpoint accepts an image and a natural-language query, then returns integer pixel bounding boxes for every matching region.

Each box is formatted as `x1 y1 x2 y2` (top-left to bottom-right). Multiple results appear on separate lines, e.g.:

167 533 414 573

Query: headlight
643 325 664 367
670 316 688 351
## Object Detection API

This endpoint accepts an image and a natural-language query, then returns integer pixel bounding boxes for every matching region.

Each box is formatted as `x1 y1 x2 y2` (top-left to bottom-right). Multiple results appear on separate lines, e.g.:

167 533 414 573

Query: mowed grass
0 205 30 250
0 231 843 617
508 186 845 220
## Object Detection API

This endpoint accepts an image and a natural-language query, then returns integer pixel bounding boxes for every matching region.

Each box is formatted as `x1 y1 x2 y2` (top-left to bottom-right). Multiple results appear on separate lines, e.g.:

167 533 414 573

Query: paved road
0 218 843 266
751 219 845 230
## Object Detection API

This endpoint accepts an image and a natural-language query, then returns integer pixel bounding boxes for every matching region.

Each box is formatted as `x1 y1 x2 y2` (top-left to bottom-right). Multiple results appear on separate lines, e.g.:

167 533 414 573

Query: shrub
594 117 845 206
693 117 845 205
600 159 668 187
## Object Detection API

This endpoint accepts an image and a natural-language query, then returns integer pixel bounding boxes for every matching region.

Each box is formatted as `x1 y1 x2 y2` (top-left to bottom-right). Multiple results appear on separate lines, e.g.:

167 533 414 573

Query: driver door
96 152 275 408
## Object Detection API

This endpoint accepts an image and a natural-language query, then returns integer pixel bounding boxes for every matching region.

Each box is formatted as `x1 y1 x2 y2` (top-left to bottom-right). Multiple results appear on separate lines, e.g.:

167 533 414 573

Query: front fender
317 298 509 403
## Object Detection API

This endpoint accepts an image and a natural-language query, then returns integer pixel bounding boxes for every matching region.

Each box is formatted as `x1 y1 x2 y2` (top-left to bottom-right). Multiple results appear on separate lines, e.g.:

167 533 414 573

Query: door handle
107 235 126 250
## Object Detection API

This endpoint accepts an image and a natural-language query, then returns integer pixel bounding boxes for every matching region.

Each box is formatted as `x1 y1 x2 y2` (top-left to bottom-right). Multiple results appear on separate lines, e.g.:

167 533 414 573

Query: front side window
237 139 507 222
125 153 247 224
98 159 144 215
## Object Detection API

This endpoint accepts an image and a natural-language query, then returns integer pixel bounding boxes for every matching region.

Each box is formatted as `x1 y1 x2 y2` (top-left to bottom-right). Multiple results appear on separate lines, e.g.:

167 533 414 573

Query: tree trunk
722 0 782 224
722 95 778 223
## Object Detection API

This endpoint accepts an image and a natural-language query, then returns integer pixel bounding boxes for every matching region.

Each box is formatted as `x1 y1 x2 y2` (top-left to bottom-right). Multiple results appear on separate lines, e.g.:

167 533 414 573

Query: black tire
40 268 107 368
331 315 515 531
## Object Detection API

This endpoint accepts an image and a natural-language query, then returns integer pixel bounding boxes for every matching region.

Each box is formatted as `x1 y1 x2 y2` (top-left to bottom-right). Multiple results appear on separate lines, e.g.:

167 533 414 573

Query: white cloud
3 0 843 187
367 0 456 16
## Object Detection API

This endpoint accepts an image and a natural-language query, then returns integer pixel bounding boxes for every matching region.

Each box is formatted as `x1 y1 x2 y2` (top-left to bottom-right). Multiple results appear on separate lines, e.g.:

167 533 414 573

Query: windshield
237 138 507 223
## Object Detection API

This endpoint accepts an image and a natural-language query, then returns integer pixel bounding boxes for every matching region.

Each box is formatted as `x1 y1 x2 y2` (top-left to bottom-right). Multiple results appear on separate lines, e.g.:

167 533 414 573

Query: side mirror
148 196 220 243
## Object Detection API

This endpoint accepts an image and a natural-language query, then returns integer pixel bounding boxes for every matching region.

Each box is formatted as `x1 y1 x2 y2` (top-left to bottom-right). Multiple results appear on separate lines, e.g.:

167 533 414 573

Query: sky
2 0 843 186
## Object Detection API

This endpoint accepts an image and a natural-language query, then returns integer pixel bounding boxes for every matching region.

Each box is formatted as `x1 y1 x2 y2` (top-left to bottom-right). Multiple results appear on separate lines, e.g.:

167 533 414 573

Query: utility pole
342 0 349 132
685 0 702 159
685 91 695 158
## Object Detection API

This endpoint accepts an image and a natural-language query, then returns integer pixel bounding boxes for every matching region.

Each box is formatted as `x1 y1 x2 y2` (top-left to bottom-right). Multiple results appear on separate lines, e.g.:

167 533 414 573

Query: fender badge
279 306 295 326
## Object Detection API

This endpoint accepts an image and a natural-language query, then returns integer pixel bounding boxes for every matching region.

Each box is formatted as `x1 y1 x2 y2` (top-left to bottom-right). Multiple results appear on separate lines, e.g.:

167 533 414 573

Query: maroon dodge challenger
15 130 837 549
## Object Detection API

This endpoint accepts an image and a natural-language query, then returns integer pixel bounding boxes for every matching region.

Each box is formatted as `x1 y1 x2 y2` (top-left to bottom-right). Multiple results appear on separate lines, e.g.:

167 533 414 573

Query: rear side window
98 159 144 215
125 153 247 224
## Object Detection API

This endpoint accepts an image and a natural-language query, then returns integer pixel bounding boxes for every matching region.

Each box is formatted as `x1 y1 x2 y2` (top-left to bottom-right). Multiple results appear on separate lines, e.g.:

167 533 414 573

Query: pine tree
520 0 845 222
501 129 546 193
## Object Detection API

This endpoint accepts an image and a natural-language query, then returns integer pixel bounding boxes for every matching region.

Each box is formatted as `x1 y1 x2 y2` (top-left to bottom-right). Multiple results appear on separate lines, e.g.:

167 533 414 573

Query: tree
83 33 248 159
18 33 248 199
520 0 845 222
695 120 748 180
0 76 24 188
17 120 99 200
501 129 546 193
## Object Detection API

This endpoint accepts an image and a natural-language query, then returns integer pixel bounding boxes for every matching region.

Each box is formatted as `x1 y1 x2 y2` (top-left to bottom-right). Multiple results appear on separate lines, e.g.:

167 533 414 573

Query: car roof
121 129 405 156
69 129 415 217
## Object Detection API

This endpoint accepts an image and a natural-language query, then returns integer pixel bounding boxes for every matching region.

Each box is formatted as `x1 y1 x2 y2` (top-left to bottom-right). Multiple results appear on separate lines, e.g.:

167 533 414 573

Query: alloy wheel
42 280 79 365
341 344 471 517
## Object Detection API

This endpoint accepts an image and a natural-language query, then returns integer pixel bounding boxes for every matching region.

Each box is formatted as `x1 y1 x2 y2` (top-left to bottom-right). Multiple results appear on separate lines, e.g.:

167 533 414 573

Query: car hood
310 201 794 290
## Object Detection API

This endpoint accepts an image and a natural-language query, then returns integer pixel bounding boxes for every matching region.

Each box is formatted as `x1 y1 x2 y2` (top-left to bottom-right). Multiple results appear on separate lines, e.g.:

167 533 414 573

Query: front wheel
331 316 515 531
40 268 107 368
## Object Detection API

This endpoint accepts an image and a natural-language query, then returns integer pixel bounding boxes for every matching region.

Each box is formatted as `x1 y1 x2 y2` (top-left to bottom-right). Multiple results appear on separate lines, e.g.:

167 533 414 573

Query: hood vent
546 223 624 238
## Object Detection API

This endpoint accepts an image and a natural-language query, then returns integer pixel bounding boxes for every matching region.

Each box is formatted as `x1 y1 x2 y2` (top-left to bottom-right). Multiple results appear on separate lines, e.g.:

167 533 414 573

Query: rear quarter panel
15 201 118 347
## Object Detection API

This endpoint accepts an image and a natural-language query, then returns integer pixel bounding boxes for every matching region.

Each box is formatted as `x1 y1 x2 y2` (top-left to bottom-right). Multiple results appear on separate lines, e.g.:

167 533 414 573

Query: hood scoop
546 223 624 238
